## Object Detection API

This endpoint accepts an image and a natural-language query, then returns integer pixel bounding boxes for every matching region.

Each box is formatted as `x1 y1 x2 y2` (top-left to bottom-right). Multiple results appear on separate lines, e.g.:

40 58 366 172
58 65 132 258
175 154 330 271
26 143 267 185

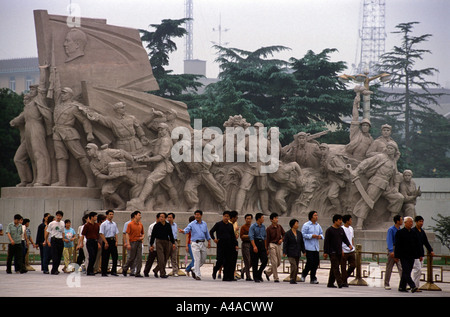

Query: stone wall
1 177 449 256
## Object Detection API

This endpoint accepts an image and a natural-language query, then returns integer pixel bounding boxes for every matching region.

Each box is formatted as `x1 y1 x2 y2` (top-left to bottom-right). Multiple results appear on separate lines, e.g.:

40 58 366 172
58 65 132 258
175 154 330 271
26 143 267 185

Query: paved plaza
2 263 448 298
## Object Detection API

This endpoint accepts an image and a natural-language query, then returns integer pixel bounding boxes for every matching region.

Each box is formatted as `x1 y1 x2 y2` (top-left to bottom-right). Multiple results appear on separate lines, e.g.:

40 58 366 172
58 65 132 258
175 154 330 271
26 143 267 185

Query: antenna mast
356 0 386 74
184 0 194 61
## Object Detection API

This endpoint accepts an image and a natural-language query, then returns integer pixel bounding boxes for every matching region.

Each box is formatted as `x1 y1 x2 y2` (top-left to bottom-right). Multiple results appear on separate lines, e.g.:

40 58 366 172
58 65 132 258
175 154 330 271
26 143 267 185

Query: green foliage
0 88 23 187
140 18 204 97
373 22 449 176
428 214 450 251
189 46 353 145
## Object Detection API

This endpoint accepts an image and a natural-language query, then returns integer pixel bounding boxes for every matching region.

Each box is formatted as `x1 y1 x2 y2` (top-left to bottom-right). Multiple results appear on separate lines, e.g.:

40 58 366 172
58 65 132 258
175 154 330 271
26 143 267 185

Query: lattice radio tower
354 0 387 74
184 0 194 61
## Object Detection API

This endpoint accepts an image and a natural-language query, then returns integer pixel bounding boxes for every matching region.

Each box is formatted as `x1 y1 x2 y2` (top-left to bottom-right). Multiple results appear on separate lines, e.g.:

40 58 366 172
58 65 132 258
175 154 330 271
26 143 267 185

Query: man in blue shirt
179 210 211 280
249 213 268 283
300 211 323 284
384 214 403 290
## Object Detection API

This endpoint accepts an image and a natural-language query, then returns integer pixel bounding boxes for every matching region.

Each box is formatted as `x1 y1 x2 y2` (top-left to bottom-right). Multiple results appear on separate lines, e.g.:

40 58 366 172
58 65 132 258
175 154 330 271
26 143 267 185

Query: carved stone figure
351 141 404 229
366 124 400 161
127 123 178 210
181 140 229 212
283 132 321 169
86 143 144 210
10 67 54 186
63 28 87 63
80 101 149 154
51 86 96 187
225 119 270 214
319 143 352 212
268 161 304 216
10 94 34 187
399 169 421 218
345 86 373 163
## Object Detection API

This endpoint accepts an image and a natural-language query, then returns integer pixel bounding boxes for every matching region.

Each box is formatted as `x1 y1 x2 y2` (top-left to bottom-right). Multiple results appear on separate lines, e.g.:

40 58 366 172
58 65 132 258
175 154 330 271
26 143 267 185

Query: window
9 76 16 92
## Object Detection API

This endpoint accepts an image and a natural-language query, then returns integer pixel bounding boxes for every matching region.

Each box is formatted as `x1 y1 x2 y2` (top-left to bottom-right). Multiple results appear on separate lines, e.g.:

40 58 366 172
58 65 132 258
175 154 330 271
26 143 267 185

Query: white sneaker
385 286 391 290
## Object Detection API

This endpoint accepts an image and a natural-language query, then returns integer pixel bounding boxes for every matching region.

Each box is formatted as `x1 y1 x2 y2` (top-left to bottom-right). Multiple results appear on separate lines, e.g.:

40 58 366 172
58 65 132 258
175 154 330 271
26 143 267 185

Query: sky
1 0 449 87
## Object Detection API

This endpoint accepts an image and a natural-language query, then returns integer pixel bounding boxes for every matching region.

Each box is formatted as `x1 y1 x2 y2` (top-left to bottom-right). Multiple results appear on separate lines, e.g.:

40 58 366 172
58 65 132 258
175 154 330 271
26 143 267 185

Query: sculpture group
9 10 422 230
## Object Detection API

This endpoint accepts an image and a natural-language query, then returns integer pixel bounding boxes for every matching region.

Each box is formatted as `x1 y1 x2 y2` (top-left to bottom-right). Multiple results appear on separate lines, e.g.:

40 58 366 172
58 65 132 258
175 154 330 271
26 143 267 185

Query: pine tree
374 22 448 173
140 18 203 98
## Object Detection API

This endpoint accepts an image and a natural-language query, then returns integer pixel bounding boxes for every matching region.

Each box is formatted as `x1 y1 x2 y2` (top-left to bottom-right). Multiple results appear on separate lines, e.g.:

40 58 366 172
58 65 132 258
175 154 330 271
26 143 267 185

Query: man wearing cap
52 86 96 187
284 131 321 169
351 141 404 229
366 124 400 162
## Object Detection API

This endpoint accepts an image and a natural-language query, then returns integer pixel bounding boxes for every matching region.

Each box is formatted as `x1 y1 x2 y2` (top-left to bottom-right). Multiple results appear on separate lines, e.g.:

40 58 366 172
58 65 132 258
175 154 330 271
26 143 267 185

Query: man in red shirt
79 211 100 276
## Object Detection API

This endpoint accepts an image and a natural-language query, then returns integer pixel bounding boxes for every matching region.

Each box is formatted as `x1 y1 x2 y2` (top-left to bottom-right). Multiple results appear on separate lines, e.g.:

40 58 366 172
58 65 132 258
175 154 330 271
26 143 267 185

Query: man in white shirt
341 214 356 287
46 210 65 275
100 210 120 276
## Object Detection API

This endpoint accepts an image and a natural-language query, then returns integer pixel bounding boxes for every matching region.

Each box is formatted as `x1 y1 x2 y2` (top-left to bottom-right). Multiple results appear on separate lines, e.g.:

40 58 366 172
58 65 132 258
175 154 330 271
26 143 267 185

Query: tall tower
183 0 206 76
184 0 194 61
355 0 386 74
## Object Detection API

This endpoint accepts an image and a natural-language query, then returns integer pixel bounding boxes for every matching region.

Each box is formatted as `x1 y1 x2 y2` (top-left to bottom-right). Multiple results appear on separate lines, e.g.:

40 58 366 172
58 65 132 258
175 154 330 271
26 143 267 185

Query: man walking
150 212 176 278
385 215 403 290
249 213 268 283
323 214 352 288
179 210 211 280
412 215 434 288
99 210 120 276
300 211 323 284
122 210 145 277
210 211 238 281
6 214 27 274
46 210 65 275
394 216 421 293
264 212 285 282
341 214 356 287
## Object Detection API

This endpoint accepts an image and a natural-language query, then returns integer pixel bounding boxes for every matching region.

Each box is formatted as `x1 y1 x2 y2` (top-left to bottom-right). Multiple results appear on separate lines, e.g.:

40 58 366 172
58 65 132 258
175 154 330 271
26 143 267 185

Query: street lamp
338 70 391 120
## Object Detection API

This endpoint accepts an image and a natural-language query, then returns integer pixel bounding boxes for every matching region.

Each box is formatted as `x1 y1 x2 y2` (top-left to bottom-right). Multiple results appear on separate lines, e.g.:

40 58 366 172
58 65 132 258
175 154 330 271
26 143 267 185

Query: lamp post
338 70 391 120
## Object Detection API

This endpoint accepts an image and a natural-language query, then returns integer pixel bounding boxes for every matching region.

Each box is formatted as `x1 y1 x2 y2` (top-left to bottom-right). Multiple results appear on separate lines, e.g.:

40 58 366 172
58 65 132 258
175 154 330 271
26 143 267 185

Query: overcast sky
1 0 449 87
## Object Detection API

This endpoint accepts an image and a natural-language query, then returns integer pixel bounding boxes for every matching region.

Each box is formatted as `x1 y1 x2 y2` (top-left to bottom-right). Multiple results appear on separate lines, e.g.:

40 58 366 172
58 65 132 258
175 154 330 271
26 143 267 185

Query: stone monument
1 9 438 256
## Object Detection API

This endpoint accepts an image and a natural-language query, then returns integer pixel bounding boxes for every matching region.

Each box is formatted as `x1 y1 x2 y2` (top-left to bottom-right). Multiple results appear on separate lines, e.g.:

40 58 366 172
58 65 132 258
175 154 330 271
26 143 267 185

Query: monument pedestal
0 187 103 231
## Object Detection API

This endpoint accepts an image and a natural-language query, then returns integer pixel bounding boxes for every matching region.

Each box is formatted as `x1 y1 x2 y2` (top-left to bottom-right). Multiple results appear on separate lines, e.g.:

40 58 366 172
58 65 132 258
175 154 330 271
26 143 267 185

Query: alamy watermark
171 119 280 173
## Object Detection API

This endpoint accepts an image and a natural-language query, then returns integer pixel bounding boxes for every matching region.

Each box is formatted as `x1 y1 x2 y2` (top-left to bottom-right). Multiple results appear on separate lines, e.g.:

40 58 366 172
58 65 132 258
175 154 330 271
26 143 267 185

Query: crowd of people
3 209 434 292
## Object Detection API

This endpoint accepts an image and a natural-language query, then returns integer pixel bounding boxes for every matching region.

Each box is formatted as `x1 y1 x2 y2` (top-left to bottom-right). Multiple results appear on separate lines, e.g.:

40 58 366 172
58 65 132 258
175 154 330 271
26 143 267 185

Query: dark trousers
214 239 237 281
156 239 172 276
251 239 268 281
101 238 118 275
302 250 320 281
341 251 356 284
51 237 64 274
327 253 344 286
399 258 416 290
7 243 25 273
144 249 158 275
86 239 98 275
38 242 51 273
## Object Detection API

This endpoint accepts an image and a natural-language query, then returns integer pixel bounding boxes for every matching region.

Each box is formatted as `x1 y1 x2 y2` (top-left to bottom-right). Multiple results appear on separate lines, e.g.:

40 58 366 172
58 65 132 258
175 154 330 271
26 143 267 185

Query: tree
140 18 203 98
284 48 353 144
189 46 353 145
374 22 448 172
428 214 450 251
0 88 23 187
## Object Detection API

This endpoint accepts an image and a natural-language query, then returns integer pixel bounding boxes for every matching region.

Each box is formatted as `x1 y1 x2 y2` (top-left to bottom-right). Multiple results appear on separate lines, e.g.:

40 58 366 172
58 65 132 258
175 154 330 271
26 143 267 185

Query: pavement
1 263 449 300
